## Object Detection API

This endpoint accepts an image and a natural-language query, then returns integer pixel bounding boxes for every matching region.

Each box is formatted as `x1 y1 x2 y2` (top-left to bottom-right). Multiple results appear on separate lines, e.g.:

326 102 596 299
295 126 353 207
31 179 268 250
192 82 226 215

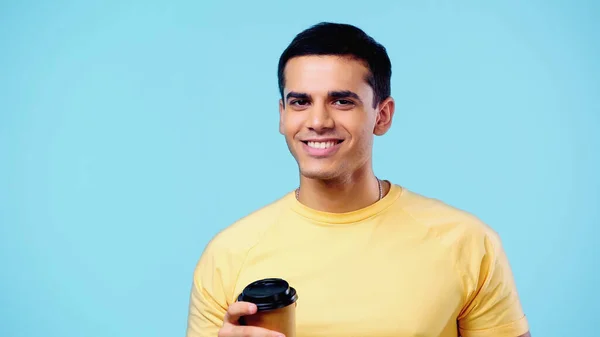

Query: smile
301 139 344 157
305 140 340 149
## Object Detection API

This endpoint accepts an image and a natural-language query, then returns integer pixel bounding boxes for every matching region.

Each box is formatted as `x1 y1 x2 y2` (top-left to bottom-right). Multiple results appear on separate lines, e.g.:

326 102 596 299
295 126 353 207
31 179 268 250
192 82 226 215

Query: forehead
283 55 371 96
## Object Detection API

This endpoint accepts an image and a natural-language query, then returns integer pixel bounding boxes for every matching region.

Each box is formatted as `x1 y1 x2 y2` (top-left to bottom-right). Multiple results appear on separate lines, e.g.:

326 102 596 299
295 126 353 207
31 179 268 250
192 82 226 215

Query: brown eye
333 99 354 106
291 99 309 106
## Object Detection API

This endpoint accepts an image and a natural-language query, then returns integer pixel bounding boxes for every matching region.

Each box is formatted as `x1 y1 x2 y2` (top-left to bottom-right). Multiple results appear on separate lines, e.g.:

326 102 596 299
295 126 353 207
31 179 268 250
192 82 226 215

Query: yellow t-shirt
186 184 529 337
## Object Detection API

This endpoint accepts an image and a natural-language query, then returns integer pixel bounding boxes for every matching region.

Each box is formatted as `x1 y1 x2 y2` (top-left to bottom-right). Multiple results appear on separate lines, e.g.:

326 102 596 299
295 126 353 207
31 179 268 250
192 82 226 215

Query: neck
296 165 387 213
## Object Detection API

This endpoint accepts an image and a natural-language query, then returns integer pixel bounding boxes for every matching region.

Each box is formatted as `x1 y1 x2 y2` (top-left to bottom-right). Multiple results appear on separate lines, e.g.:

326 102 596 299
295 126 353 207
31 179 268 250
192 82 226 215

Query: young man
186 22 531 337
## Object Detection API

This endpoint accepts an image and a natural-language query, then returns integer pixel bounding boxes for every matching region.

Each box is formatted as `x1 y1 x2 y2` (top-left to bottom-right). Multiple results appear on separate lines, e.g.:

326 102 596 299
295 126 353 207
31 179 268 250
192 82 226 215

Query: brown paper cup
238 278 298 337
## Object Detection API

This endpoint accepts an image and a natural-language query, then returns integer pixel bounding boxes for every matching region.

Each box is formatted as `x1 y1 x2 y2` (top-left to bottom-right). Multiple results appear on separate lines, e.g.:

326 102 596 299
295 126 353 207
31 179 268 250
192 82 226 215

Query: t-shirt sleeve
186 239 237 337
457 230 529 337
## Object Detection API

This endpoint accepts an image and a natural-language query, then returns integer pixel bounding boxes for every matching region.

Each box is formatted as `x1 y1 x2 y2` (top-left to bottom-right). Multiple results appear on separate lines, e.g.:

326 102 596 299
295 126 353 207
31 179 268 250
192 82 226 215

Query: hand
218 301 285 337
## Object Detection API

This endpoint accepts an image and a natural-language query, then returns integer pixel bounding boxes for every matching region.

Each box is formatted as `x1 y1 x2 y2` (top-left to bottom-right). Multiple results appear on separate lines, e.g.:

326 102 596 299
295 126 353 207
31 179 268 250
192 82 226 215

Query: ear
374 97 395 136
279 99 285 135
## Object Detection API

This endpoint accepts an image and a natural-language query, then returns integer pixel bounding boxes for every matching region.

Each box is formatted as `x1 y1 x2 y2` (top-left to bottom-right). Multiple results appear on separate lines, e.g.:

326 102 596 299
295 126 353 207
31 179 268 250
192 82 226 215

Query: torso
233 202 465 337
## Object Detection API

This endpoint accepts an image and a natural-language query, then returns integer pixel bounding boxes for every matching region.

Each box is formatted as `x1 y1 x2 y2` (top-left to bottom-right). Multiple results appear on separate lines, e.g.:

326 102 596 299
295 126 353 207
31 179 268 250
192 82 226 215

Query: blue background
1 1 598 336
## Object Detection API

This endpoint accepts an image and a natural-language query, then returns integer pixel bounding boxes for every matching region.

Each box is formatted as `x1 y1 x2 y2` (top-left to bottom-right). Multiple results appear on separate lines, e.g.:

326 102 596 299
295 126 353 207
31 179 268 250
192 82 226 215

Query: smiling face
279 55 394 181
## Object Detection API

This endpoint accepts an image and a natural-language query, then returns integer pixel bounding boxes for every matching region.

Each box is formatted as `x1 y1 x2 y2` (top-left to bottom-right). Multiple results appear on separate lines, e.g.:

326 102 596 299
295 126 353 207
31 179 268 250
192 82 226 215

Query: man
186 22 531 337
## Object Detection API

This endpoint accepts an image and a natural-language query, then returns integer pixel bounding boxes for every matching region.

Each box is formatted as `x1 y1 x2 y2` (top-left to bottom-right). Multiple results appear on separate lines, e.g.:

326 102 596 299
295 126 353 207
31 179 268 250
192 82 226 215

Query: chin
299 166 340 180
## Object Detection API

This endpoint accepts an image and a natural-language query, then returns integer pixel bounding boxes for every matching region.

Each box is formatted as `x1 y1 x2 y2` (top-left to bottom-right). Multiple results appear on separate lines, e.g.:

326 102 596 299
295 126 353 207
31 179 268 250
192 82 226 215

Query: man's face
279 55 393 181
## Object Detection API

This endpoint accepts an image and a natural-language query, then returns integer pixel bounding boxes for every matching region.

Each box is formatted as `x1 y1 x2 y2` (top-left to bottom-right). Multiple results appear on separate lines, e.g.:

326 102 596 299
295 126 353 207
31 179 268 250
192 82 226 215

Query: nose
306 103 334 133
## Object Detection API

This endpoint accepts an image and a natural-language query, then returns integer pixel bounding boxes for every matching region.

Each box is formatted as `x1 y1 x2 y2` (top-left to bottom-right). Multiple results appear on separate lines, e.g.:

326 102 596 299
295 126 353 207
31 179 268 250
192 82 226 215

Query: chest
235 227 465 337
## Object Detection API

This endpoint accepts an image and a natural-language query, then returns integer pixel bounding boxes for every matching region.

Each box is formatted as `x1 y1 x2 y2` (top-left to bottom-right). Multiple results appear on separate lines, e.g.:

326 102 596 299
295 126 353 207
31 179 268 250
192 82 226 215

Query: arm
457 230 530 337
185 237 284 337
186 273 227 337
460 332 530 337
186 240 235 337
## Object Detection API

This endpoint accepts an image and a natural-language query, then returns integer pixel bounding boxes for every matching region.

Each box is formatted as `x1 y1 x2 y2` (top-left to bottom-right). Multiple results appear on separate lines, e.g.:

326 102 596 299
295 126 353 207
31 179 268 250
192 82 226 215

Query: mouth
300 139 344 157
301 139 344 149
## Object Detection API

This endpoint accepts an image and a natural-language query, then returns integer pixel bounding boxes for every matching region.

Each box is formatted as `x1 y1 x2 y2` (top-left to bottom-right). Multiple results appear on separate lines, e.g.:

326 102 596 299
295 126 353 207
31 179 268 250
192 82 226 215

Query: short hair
277 22 392 108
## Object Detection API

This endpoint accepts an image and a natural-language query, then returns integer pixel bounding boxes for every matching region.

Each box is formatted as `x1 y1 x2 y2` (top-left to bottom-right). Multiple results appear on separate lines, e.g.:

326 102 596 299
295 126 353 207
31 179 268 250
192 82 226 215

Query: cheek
343 122 375 154
282 113 303 136
340 115 373 139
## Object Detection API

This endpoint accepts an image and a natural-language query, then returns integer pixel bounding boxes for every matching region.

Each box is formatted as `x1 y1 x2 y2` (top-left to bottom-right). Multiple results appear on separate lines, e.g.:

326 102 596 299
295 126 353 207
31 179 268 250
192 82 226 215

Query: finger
224 301 257 324
220 324 285 337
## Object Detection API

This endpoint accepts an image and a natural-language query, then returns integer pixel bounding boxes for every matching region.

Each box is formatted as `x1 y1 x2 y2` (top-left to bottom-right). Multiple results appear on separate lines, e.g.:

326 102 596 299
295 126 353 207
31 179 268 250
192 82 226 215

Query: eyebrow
285 90 363 103
286 92 310 100
328 90 362 103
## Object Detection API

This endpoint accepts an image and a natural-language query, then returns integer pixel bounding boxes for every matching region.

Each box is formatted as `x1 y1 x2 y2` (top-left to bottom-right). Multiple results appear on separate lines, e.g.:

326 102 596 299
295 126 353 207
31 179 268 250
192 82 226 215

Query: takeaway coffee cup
237 278 298 337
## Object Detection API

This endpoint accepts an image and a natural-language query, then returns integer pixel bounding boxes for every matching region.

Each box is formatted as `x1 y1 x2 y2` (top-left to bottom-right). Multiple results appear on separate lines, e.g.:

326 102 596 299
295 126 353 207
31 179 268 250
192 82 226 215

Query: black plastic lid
237 278 298 311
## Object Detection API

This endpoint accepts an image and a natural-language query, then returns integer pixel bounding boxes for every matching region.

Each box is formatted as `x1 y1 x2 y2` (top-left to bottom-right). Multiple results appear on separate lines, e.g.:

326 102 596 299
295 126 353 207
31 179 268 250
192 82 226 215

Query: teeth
307 141 337 149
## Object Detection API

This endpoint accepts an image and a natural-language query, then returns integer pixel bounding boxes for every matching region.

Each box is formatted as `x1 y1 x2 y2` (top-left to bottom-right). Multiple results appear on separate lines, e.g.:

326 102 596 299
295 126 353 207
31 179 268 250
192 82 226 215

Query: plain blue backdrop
1 1 598 336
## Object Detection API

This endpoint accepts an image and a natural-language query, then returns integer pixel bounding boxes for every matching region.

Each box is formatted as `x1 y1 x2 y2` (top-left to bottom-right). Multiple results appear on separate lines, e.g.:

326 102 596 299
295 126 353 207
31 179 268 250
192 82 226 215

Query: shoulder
397 188 502 255
201 192 294 260
192 192 295 301
397 188 511 294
